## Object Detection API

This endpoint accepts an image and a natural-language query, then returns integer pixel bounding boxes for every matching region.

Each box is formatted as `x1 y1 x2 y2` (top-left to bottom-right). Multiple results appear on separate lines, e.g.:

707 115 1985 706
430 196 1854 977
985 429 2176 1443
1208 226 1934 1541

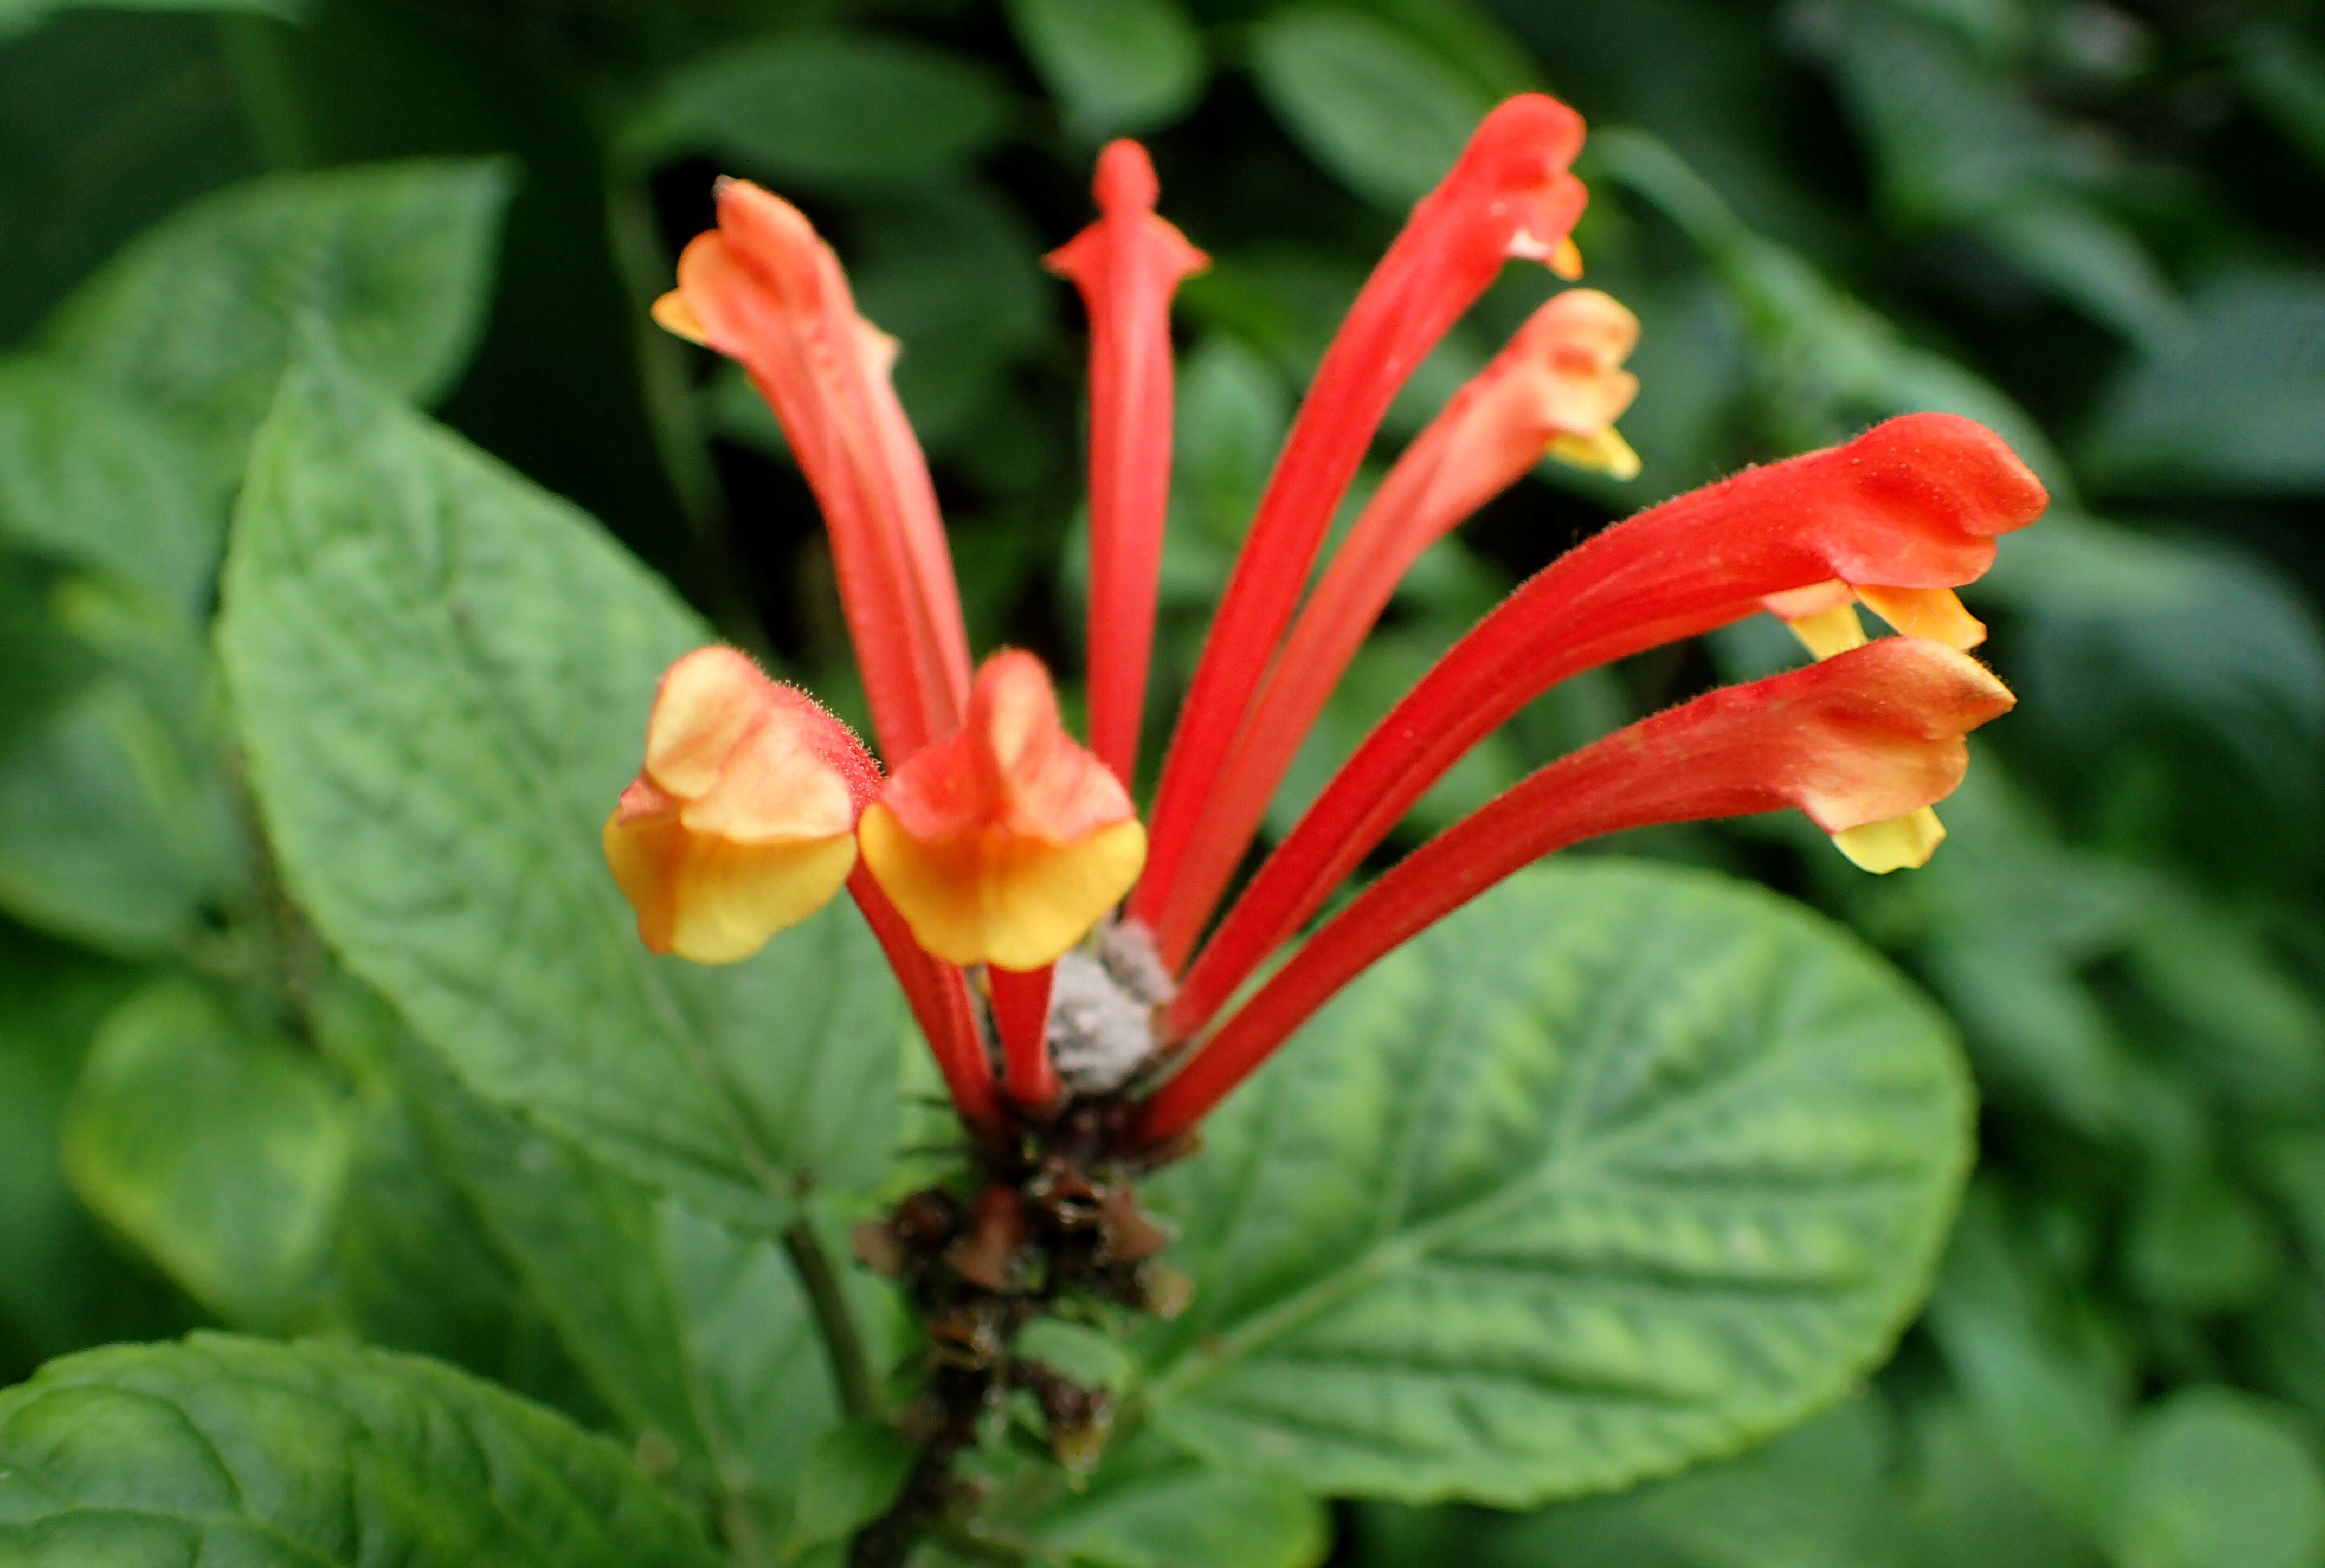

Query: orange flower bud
604 647 875 964
858 653 1147 971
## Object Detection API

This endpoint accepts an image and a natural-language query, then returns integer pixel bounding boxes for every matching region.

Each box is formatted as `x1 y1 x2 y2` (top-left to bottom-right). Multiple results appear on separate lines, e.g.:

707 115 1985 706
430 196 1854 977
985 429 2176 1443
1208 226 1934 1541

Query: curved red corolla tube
1131 94 1590 935
666 180 971 763
1136 637 2017 1146
1169 412 2048 1037
1150 288 1639 967
1047 141 1210 788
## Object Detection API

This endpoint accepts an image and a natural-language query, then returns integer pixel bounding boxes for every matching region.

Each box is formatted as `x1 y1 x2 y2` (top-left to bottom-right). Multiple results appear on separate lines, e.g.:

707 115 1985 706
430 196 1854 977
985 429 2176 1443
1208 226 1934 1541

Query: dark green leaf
847 181 1051 450
0 0 295 42
790 1421 917 1550
61 979 352 1328
1250 6 1490 211
41 158 513 477
1006 0 1205 138
0 1333 725 1567
2084 271 2325 494
1135 860 1974 1505
220 337 904 1229
629 31 1009 191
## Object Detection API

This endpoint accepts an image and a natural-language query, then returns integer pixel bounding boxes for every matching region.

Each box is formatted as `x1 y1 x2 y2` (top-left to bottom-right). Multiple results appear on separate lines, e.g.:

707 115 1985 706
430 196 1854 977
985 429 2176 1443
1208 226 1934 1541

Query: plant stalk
781 1217 881 1425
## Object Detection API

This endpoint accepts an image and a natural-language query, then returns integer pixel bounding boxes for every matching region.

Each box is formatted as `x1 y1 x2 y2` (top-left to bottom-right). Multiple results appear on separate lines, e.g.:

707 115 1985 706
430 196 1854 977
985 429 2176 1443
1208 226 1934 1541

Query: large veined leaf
40 158 513 476
1134 861 1974 1505
384 1028 847 1547
1250 6 1491 211
220 340 904 1228
0 1334 724 1567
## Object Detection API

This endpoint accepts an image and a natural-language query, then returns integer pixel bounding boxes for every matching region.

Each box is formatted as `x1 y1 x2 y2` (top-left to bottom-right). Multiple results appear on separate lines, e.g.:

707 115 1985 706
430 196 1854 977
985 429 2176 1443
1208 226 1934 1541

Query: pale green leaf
629 31 1008 190
1136 861 1973 1505
0 357 221 612
220 340 905 1227
2116 1389 2325 1568
1250 6 1491 211
41 158 513 477
1007 0 1206 137
0 1333 725 1567
61 979 352 1329
1021 1436 1330 1568
0 925 183 1372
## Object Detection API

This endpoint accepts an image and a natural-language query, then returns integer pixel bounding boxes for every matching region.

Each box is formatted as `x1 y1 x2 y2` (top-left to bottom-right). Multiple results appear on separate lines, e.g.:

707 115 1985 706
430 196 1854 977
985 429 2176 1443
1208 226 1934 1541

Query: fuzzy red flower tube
1136 637 2015 1145
609 93 2043 1163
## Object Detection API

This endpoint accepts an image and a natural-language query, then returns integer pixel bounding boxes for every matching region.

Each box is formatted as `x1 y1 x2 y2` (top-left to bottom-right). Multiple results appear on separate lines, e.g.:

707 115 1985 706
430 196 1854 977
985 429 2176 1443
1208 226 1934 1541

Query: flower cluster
610 94 2045 1150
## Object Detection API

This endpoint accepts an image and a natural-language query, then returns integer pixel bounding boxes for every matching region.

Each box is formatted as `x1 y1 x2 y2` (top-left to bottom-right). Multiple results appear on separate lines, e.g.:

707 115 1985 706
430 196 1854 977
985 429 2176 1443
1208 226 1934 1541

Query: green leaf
790 1420 918 1550
0 0 295 43
1924 1193 2125 1537
61 979 352 1328
0 924 186 1375
1250 6 1492 211
0 675 227 954
2115 1389 2325 1568
1016 1435 1330 1568
1134 860 1973 1506
0 1333 726 1567
0 357 222 613
1353 1397 1911 1568
383 1027 849 1543
1006 0 1206 138
1590 128 2075 497
40 158 513 478
220 337 904 1229
847 180 1052 451
629 31 1009 191
2083 270 2325 494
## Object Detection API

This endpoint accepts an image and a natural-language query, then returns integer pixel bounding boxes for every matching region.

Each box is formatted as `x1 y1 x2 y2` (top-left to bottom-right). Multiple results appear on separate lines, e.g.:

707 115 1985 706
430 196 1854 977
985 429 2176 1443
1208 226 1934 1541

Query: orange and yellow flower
608 94 2047 1137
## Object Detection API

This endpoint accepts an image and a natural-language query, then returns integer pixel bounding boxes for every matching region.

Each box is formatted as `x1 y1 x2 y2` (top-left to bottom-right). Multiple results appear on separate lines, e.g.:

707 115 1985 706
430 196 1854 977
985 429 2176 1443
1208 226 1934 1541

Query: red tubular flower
1152 287 1640 967
1137 638 2016 1146
1131 94 1590 937
1046 141 1210 788
658 180 970 763
618 94 2046 1150
1168 412 2048 1038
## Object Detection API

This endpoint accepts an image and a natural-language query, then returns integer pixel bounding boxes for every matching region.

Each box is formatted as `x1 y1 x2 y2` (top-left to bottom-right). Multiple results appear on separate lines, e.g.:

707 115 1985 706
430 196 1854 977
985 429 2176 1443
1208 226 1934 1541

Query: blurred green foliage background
5 0 2325 1563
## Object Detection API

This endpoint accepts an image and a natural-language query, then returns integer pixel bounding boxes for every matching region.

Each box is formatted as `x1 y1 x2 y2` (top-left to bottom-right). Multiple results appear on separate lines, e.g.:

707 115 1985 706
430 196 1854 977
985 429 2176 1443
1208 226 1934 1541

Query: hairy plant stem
782 1218 881 1425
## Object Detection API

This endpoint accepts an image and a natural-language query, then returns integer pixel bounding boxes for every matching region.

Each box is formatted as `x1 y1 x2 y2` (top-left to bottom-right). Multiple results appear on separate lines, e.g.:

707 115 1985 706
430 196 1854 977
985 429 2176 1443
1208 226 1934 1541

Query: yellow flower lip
604 647 873 964
858 653 1147 971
